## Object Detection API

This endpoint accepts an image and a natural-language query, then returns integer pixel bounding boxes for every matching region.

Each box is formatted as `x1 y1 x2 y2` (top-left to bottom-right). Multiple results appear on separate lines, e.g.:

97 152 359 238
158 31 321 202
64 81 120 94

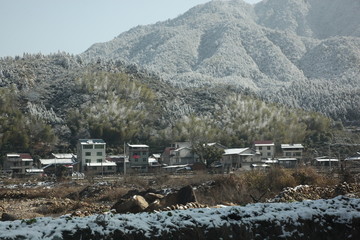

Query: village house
253 141 275 159
169 146 198 165
161 142 199 166
281 144 304 159
38 153 77 175
221 148 258 172
77 139 115 175
106 155 129 174
313 156 339 169
127 144 149 172
344 152 360 170
148 154 162 171
277 158 299 168
3 153 34 176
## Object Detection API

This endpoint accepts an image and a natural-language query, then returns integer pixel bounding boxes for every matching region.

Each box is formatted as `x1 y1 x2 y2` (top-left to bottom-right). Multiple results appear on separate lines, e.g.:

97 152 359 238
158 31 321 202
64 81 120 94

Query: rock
1 213 18 221
177 185 197 205
159 185 197 208
145 199 161 212
144 192 164 203
112 195 149 214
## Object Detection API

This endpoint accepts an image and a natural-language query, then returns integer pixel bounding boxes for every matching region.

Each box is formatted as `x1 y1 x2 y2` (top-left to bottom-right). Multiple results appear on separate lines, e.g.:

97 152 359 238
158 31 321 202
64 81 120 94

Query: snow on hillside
0 196 359 239
81 0 360 121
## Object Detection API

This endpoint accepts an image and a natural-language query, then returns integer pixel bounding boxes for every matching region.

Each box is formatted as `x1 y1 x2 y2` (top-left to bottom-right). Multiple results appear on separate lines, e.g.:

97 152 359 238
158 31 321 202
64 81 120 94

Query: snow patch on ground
0 196 359 239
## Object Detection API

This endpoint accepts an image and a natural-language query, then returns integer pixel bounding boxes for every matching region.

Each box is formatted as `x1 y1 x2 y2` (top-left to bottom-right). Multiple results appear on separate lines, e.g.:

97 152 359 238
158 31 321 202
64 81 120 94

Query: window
95 145 104 149
286 152 291 156
107 166 113 170
267 146 271 150
135 159 138 162
143 152 147 155
83 145 93 149
97 159 102 163
267 152 271 156
24 162 30 166
96 152 103 156
259 146 262 150
85 152 91 156
85 159 91 163
143 158 147 162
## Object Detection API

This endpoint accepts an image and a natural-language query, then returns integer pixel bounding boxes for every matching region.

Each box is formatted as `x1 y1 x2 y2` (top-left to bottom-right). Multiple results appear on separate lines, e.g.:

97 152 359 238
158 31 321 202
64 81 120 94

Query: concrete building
77 139 106 172
4 153 33 175
254 141 275 159
127 144 149 172
222 148 258 172
281 144 304 159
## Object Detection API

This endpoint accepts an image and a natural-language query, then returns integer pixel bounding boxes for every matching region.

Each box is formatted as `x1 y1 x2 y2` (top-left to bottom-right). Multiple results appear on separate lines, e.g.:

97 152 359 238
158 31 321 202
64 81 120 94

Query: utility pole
124 142 126 176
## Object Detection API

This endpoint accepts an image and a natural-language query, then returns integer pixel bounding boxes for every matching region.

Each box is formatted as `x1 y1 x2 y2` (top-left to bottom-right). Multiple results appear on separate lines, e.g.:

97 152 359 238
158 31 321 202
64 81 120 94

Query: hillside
0 54 334 155
82 0 360 121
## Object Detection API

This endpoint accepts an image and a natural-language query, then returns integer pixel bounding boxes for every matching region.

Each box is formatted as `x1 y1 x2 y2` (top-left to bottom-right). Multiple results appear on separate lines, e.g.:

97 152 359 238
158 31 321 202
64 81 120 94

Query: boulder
144 192 164 203
159 185 197 209
112 195 149 214
1 213 18 221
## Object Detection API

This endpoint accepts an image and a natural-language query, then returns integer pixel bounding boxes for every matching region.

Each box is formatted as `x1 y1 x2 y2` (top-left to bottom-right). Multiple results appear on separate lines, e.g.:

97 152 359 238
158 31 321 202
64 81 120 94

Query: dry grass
195 167 342 206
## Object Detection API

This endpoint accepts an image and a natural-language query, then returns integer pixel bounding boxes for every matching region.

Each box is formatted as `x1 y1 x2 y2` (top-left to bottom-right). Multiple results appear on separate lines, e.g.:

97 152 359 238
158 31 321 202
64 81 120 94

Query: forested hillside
0 54 333 157
82 0 360 121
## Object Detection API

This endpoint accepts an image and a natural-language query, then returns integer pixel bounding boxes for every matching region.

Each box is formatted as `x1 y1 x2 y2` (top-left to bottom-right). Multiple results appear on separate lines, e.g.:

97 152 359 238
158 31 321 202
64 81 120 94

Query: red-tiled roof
19 153 33 159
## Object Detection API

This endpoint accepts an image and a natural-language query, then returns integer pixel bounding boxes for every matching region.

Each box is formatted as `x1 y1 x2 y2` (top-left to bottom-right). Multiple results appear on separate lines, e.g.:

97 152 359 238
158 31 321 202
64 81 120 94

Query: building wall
255 145 275 159
77 139 106 172
5 154 33 175
127 146 149 171
169 148 197 165
282 149 303 158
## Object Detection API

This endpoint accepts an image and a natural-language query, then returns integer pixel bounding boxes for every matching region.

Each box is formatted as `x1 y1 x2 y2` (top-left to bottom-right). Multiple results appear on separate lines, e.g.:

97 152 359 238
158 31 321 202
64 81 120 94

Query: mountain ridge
81 0 360 121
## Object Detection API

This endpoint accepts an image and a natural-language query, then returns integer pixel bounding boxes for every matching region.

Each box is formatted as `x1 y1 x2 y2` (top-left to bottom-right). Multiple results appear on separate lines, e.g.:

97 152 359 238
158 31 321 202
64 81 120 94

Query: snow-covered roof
6 153 33 161
6 154 20 157
254 141 274 146
315 158 339 162
345 155 360 161
262 159 278 164
251 164 270 168
26 169 44 173
79 139 105 144
152 154 161 158
128 144 149 148
223 148 249 155
86 162 116 167
52 153 75 159
40 159 75 165
281 144 304 149
277 158 298 161
173 147 191 152
162 164 189 169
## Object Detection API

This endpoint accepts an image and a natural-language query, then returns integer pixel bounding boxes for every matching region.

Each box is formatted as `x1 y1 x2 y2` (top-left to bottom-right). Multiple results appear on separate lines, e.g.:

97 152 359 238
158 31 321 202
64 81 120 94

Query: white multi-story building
77 139 107 172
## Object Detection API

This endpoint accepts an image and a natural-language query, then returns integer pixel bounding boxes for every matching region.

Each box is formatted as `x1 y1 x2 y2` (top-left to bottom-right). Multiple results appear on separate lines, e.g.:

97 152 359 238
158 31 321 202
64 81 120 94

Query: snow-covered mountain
81 0 360 121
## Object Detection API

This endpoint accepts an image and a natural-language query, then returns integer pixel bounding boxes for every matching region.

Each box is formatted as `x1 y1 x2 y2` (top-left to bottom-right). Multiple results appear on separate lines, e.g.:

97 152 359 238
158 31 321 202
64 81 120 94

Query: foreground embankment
0 196 359 240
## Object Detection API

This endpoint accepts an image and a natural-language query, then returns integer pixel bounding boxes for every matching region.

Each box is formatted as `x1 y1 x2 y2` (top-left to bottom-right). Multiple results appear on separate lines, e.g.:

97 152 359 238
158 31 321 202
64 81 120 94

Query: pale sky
0 0 262 57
